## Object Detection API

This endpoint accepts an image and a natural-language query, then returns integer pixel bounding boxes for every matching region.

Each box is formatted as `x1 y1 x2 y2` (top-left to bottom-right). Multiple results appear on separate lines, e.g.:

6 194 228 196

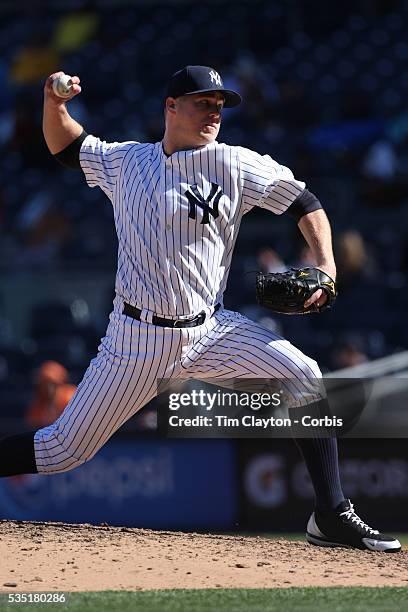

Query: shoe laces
339 502 379 535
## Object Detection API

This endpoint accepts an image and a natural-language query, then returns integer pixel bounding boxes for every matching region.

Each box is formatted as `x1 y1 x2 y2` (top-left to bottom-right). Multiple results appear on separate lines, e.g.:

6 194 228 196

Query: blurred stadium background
0 0 408 533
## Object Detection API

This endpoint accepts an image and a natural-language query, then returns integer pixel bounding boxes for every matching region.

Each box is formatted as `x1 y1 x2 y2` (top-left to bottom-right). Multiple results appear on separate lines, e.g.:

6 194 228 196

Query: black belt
123 302 221 328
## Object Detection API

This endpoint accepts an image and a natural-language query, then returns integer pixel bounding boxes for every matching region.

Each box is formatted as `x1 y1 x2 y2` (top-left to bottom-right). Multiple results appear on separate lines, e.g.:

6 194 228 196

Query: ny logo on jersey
209 70 222 86
185 183 223 225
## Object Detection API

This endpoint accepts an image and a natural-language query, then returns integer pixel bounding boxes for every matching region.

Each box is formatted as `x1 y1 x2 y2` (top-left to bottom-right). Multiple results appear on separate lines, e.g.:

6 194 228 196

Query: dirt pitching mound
0 520 407 591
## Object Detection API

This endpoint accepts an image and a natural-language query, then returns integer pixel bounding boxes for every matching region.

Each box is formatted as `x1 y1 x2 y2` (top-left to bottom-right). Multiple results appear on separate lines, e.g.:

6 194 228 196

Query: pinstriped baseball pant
34 306 323 474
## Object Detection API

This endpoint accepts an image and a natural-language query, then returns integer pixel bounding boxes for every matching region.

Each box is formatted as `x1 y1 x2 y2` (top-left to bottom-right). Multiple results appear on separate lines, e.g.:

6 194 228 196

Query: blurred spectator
257 246 286 273
329 338 369 370
25 360 76 428
52 8 99 54
14 191 72 268
133 407 158 432
362 140 398 180
10 32 60 85
231 56 273 129
334 230 376 289
291 243 317 269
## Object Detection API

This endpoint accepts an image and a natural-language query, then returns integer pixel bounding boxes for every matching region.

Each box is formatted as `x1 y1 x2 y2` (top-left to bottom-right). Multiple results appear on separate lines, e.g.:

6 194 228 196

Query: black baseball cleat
306 499 401 552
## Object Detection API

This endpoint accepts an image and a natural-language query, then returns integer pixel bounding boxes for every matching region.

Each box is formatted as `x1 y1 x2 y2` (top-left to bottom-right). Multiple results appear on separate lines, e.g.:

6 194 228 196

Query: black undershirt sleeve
53 129 88 169
286 188 323 222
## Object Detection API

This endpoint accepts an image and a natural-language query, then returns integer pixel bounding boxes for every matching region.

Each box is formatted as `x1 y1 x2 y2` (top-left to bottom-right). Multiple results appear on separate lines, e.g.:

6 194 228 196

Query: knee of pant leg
301 355 322 379
306 358 325 400
285 355 325 408
34 429 93 474
283 341 323 380
36 446 88 474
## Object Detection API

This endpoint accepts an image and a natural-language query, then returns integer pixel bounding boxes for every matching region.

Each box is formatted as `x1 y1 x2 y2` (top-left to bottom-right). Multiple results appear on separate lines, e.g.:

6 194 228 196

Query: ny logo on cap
209 70 222 86
185 183 223 225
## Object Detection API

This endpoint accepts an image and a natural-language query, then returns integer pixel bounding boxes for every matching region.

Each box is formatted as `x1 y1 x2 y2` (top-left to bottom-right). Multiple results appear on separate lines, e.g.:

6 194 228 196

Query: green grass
1 588 408 612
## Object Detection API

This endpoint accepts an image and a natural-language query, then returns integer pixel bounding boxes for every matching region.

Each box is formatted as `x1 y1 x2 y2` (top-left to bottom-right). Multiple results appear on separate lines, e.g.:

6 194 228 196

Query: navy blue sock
291 400 345 513
0 432 38 477
293 435 345 513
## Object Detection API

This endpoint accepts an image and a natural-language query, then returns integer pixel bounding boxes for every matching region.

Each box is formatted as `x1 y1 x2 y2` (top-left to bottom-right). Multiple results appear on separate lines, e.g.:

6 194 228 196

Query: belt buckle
173 311 206 328
197 312 206 325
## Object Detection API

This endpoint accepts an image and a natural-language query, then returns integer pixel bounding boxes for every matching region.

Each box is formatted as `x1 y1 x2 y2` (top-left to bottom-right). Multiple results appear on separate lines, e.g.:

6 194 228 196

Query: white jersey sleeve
79 134 138 200
237 146 306 215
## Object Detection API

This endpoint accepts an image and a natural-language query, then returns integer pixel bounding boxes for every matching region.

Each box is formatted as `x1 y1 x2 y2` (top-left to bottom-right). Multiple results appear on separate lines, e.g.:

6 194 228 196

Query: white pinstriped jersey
80 136 305 318
34 138 323 474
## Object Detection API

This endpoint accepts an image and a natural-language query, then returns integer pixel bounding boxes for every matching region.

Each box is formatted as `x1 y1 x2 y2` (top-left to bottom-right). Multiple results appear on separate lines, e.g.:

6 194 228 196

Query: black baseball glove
256 267 337 315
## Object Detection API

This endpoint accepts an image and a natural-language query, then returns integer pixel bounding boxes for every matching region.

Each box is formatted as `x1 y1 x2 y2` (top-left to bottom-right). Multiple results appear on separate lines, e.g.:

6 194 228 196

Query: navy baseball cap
166 65 242 108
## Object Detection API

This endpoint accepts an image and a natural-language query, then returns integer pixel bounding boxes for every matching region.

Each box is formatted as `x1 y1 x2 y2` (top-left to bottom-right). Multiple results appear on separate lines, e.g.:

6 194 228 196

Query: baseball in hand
52 74 73 98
